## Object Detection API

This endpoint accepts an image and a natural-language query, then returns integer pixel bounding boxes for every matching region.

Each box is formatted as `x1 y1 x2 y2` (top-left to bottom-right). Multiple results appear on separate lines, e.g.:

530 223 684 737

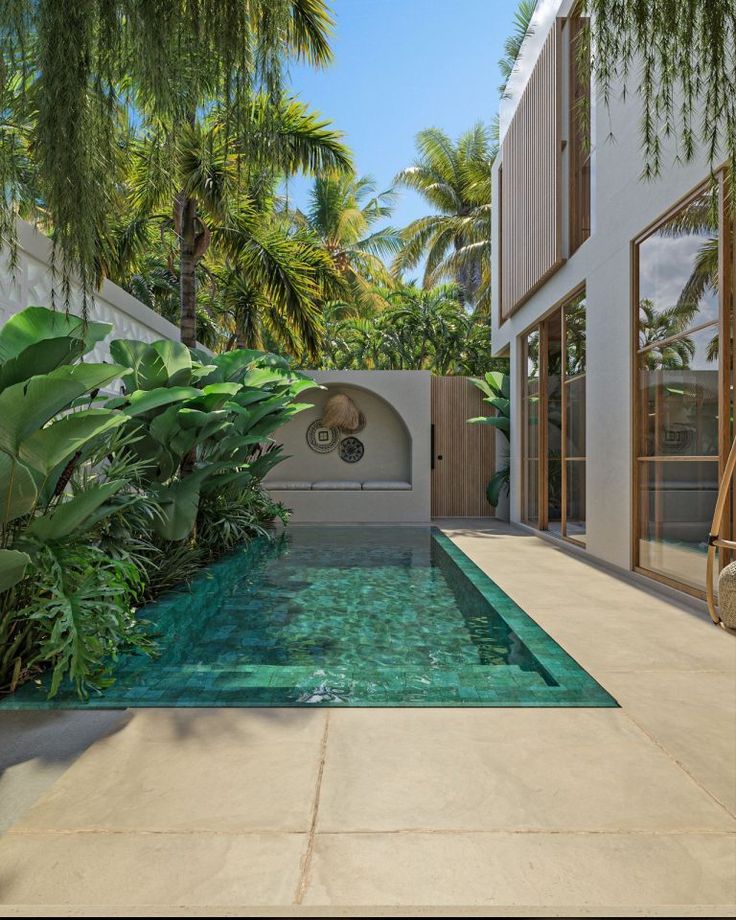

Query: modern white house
491 0 733 601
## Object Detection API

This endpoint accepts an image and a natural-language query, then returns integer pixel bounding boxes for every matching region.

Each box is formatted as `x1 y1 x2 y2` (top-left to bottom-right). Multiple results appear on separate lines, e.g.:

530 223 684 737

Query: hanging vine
586 0 736 185
0 0 333 312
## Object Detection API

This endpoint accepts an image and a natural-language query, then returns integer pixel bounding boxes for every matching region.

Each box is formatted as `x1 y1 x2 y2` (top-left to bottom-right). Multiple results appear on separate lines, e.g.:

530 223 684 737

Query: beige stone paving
0 521 735 915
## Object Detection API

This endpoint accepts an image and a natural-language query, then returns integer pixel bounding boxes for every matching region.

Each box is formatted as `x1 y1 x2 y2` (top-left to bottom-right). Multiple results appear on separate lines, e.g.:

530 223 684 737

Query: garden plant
0 305 318 699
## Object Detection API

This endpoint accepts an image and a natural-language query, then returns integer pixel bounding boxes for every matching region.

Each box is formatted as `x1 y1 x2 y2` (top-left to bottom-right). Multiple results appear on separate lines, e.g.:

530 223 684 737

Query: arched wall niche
270 382 412 484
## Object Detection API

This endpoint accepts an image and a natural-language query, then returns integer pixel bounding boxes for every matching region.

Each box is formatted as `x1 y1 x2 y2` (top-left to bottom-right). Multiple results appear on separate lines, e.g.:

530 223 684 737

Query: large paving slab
317 708 735 833
1 520 734 914
0 832 307 907
12 708 328 833
303 831 736 909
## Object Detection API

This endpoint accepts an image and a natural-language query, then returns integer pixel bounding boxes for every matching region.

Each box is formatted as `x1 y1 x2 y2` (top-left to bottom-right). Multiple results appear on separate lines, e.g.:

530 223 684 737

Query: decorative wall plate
306 419 339 453
339 436 364 463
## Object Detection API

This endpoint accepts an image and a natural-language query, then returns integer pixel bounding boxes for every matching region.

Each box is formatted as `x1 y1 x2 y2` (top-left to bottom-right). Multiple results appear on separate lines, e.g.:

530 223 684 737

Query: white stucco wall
491 0 719 574
0 219 181 359
264 370 432 523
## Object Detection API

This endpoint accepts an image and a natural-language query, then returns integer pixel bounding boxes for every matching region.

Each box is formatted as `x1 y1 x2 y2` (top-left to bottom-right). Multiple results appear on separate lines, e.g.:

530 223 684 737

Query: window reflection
636 183 724 591
523 330 540 525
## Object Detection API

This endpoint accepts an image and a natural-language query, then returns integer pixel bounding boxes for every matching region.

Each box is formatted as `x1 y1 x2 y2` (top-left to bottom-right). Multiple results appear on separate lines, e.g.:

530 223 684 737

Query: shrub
0 306 317 698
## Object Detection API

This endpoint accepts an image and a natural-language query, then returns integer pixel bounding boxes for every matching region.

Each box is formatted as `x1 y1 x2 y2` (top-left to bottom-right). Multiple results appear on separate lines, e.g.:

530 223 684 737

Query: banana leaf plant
0 307 129 596
468 371 511 507
104 338 320 541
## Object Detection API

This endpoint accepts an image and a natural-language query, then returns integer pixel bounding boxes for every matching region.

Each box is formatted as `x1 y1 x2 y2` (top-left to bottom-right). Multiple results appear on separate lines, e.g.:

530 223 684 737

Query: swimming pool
2 526 616 708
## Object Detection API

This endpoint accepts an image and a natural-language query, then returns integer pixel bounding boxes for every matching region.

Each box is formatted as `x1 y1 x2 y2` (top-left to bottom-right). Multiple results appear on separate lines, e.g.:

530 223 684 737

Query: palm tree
319 283 505 376
639 299 697 370
0 0 340 317
393 125 494 312
107 97 352 347
498 0 537 95
296 173 402 315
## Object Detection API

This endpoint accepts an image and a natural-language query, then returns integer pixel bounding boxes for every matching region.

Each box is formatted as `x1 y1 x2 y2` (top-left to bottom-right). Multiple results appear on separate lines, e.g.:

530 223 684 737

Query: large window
563 294 587 544
522 290 587 544
567 10 591 254
634 180 732 594
522 329 541 525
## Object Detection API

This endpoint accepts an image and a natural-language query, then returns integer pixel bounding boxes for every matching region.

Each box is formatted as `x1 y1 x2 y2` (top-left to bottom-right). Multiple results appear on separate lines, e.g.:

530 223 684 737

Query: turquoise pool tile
1 526 617 710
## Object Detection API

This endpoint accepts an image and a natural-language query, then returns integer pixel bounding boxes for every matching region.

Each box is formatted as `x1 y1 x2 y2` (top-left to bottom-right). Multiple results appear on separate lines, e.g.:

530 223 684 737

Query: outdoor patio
1 521 733 916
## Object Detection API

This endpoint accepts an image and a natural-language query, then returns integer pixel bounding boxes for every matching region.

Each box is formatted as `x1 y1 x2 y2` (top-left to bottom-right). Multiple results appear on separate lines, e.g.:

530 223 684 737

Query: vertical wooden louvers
500 23 563 320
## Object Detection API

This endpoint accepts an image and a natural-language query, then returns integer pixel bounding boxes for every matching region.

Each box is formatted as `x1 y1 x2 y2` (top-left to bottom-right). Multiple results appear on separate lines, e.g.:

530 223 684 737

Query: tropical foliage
468 372 511 506
0 306 317 698
295 173 401 314
106 95 352 346
393 125 494 314
320 284 504 376
498 0 536 95
587 0 736 183
0 0 338 315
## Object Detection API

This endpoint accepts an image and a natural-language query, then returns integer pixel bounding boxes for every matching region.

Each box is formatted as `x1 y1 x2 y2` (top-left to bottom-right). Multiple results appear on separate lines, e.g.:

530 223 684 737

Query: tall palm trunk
179 192 198 348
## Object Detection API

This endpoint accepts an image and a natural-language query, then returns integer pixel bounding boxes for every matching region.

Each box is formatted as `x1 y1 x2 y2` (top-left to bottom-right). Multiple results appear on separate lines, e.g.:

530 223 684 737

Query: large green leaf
185 382 242 412
482 396 510 417
0 453 37 524
238 366 296 389
485 371 510 399
0 548 32 593
150 469 215 541
467 415 510 436
0 337 86 392
196 349 264 385
486 468 510 507
0 363 127 456
112 339 193 391
199 468 254 495
0 306 110 362
19 409 126 477
109 339 152 390
109 385 201 417
27 480 126 542
138 340 193 389
246 448 286 479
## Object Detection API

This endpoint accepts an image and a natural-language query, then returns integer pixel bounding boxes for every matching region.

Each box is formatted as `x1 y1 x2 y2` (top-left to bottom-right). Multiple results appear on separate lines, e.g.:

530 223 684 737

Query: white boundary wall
0 220 181 360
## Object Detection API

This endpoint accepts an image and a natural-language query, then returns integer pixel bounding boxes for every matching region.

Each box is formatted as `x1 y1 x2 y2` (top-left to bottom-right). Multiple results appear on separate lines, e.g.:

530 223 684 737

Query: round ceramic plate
306 419 340 453
339 436 364 463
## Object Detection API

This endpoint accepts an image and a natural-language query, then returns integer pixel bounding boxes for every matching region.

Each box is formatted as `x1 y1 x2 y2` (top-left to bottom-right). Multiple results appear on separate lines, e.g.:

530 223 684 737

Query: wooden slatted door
431 376 495 518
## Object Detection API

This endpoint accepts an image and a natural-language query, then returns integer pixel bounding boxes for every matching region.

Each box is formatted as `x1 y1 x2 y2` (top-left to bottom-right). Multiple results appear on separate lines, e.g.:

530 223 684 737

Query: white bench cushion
362 480 412 490
266 481 313 490
312 480 362 490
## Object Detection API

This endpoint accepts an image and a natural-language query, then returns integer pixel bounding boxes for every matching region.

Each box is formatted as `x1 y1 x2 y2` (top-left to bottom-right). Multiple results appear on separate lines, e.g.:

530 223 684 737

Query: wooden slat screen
500 22 563 320
431 376 496 518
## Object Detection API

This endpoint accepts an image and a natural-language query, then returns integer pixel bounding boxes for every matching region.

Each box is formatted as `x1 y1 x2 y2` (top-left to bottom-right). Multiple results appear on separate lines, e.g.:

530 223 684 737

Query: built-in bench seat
267 480 412 491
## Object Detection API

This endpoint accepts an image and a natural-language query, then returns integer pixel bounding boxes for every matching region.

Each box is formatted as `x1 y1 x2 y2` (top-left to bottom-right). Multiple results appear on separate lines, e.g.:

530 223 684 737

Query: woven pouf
717 560 736 629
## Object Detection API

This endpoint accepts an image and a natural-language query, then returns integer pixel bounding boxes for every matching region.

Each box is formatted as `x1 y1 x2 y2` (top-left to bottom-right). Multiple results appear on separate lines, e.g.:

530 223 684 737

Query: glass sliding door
522 329 541 525
546 312 563 535
634 180 732 594
521 290 587 544
563 294 587 544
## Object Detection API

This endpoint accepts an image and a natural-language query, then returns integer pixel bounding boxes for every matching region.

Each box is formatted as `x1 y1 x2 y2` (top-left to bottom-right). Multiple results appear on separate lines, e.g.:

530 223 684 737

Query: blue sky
285 0 519 234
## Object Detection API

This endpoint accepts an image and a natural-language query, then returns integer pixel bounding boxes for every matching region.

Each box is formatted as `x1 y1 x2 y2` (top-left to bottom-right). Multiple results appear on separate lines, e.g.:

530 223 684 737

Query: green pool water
2 526 616 708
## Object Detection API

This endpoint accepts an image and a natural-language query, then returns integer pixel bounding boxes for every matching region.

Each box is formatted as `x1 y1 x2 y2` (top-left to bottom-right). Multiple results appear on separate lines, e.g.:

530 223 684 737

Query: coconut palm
0 0 340 316
638 299 697 370
393 124 494 313
320 283 503 376
498 0 537 95
105 97 351 349
296 173 402 314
